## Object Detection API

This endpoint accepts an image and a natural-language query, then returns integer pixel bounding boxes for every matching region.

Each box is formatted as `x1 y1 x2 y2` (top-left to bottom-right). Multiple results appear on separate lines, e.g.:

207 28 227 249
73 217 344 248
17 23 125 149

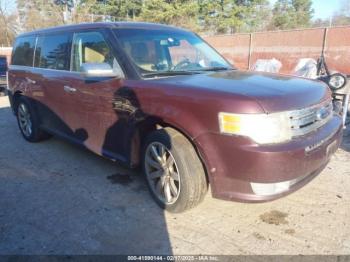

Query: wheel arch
12 90 23 114
129 116 210 185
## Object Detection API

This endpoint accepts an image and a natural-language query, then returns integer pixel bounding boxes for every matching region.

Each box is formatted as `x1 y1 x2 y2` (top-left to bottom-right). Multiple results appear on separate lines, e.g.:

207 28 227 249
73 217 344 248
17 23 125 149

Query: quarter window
12 36 36 66
71 31 120 72
35 33 71 70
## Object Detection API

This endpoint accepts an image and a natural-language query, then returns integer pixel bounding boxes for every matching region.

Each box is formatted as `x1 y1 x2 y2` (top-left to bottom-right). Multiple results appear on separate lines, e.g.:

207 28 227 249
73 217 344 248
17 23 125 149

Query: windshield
113 28 232 77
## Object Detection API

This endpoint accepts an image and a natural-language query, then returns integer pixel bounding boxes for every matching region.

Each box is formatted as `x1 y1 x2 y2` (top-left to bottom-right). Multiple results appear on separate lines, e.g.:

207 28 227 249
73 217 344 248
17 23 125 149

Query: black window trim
11 27 131 78
32 36 38 68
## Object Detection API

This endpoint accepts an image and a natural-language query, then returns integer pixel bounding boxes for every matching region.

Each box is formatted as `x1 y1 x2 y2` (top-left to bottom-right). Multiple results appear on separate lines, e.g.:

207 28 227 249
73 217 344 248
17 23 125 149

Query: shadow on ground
0 105 172 254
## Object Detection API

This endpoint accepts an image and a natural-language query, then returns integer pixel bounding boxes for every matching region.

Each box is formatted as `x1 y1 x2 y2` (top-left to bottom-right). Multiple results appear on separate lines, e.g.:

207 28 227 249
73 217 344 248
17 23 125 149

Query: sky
269 0 344 20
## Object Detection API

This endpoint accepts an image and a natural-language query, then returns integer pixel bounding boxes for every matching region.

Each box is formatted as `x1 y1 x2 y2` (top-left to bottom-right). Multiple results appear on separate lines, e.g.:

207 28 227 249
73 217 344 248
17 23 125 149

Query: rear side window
12 36 36 66
35 33 71 70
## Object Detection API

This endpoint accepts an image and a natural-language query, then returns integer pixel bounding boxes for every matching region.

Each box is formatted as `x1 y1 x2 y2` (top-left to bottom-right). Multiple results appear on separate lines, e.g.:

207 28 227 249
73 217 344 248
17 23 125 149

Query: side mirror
80 63 124 79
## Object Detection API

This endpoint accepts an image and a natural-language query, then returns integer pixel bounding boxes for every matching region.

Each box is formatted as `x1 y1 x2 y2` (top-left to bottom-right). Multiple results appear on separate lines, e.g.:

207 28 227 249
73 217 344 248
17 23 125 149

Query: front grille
289 100 333 137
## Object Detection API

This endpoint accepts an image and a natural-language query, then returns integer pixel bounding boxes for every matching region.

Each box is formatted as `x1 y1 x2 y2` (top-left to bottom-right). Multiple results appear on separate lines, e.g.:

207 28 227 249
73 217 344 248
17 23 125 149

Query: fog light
250 181 291 196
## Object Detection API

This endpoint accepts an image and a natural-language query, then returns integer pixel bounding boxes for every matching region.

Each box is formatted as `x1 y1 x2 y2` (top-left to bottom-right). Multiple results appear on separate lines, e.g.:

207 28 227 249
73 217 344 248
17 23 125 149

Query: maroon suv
8 22 343 212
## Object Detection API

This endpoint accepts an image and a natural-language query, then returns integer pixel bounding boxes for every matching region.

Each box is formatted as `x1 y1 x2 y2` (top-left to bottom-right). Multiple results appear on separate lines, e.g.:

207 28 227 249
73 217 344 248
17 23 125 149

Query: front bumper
194 114 343 202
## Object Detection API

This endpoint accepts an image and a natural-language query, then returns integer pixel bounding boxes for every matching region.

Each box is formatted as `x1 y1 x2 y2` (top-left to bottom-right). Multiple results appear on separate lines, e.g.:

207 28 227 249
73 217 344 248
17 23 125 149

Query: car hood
153 70 330 113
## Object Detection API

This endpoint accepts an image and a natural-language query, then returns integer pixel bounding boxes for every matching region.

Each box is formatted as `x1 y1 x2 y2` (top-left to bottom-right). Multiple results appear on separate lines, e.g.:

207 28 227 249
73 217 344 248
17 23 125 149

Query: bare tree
71 0 99 23
331 0 350 26
0 0 18 46
17 0 67 32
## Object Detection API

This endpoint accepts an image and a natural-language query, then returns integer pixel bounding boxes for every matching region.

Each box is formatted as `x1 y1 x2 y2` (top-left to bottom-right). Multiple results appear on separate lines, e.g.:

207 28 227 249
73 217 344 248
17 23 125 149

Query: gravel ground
0 96 349 255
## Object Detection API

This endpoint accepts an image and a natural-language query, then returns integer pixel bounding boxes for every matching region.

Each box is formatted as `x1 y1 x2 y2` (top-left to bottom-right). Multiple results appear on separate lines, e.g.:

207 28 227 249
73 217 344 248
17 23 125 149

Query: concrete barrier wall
204 26 350 75
325 27 350 75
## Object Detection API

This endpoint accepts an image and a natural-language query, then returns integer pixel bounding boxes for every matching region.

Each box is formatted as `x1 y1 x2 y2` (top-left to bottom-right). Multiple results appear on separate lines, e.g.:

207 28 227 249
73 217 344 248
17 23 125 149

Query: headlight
328 73 347 90
218 112 292 144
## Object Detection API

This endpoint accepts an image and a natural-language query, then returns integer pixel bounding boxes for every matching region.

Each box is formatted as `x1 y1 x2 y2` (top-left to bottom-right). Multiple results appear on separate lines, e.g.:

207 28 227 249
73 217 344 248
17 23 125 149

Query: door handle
64 85 77 93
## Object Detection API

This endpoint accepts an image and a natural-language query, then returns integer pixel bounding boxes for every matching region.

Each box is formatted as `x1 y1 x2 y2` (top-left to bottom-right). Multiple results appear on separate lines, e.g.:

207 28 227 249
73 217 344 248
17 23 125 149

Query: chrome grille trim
288 100 333 137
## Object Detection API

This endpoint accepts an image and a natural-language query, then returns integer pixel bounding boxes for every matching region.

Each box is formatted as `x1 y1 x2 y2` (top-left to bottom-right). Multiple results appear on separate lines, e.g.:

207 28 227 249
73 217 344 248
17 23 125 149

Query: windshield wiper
194 67 234 72
143 71 200 78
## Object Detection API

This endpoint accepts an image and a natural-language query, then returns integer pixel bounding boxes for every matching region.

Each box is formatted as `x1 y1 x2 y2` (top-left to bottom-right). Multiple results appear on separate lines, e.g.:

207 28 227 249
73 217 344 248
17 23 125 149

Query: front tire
143 127 208 213
16 97 51 142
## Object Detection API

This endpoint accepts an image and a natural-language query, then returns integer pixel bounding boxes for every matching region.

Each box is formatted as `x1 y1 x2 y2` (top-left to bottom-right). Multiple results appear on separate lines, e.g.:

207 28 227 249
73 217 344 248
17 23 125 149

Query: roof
18 22 189 37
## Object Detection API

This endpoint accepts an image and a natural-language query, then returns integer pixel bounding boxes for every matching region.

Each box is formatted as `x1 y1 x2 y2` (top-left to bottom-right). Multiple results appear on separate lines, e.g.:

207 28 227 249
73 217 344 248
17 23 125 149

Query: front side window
114 28 232 76
12 36 36 66
35 33 71 70
71 31 120 73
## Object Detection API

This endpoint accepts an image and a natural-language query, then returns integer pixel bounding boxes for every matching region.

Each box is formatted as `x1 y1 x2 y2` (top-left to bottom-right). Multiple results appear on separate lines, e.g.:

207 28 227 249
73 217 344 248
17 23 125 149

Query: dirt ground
0 96 349 255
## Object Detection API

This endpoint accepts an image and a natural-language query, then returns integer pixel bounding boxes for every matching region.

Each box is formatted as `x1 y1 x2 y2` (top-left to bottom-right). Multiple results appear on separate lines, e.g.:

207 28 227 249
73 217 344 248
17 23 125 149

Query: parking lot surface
0 96 349 255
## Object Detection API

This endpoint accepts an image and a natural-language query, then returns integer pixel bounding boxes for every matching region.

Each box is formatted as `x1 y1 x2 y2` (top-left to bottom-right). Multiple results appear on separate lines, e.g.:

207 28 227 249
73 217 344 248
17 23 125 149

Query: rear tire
16 97 51 142
142 127 208 213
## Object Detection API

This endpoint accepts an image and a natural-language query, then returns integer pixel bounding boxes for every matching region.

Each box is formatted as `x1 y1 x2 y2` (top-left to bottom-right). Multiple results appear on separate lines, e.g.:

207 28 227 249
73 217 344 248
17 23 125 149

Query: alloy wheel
145 142 181 205
18 103 32 137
